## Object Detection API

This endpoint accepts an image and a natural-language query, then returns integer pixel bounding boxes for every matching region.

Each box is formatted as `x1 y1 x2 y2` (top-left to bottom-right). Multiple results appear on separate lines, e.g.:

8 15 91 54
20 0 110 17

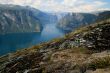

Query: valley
0 4 110 73
0 5 110 56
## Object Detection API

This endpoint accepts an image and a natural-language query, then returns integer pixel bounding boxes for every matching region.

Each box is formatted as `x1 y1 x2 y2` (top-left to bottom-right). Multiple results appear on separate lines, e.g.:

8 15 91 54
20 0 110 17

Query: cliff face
0 5 43 34
57 11 110 32
57 13 97 32
0 18 110 73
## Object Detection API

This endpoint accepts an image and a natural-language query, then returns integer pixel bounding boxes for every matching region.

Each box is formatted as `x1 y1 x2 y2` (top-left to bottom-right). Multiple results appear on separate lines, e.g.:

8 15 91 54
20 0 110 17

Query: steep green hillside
0 19 110 73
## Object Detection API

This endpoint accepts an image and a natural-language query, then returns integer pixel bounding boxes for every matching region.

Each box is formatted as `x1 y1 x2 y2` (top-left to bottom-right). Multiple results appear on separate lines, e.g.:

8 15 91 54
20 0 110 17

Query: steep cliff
57 13 97 32
57 11 110 32
0 4 43 34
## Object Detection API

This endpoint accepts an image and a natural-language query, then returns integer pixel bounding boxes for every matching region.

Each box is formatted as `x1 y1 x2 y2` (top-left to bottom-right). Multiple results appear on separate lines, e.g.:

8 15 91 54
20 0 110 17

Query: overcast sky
0 0 110 12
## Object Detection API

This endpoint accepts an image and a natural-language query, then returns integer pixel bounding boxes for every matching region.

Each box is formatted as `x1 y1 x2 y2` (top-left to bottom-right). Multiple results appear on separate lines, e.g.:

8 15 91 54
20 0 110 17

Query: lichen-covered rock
84 24 110 51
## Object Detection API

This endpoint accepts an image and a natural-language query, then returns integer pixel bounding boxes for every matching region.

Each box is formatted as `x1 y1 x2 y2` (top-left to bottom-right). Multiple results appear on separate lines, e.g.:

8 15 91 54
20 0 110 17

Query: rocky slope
0 4 43 34
57 11 110 32
0 18 110 73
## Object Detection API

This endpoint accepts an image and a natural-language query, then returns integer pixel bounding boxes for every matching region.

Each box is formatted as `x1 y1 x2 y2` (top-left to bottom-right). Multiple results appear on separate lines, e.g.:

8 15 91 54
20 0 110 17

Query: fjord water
0 23 65 55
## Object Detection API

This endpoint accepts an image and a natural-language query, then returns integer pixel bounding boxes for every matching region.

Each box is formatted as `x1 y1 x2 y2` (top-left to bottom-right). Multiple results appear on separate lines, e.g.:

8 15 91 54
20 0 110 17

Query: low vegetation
88 56 110 69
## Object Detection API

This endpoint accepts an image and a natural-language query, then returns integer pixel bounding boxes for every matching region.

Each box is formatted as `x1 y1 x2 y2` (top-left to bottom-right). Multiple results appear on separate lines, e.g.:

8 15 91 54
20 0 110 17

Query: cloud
0 0 109 12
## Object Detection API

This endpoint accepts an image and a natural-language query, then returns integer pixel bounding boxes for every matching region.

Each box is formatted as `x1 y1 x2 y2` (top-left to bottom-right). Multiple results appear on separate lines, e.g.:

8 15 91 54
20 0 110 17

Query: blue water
0 24 65 55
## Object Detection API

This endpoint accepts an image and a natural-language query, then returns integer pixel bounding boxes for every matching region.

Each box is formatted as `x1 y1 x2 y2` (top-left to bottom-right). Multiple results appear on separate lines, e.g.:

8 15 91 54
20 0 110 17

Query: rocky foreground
0 19 110 73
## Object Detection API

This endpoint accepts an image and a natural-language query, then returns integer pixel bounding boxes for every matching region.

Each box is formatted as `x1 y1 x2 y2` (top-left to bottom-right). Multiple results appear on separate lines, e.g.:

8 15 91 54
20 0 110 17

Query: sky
0 0 110 12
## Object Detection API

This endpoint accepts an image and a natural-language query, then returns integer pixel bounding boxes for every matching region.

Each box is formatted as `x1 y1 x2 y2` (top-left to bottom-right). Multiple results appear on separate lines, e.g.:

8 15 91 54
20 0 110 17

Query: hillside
0 18 110 73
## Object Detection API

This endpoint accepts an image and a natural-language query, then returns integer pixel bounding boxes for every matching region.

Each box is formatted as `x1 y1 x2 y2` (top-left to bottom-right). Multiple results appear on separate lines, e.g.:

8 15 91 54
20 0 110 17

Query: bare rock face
0 5 43 34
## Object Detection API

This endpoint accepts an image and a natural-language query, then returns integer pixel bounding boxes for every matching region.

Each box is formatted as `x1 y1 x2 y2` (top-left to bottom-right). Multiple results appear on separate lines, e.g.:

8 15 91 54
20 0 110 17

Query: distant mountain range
0 5 42 34
0 4 57 34
0 4 110 34
57 11 110 32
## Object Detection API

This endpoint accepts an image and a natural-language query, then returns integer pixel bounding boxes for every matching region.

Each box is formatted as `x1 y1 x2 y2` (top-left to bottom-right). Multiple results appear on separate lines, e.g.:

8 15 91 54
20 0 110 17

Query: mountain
0 4 109 34
96 11 110 21
0 4 44 34
0 18 110 73
57 11 110 32
36 12 58 24
0 4 59 34
57 13 97 32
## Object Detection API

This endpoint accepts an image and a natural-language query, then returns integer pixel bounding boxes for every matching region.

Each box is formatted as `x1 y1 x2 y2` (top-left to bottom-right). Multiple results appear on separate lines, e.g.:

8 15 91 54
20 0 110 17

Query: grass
88 56 110 69
69 46 93 55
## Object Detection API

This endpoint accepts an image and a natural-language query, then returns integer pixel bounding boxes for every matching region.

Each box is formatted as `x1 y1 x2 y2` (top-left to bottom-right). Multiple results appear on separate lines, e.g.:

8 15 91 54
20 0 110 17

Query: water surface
0 23 65 55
